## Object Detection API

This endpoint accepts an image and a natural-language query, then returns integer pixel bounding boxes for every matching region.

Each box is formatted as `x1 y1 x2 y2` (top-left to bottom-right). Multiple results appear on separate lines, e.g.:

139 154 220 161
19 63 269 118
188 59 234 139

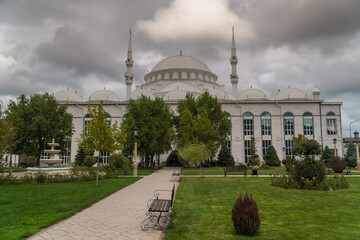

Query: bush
263 145 280 166
262 164 270 169
26 156 38 167
21 174 33 184
328 156 347 173
84 155 96 167
108 153 129 175
34 171 48 183
217 145 235 167
291 158 326 188
285 156 293 173
74 147 87 166
232 192 260 236
0 173 17 184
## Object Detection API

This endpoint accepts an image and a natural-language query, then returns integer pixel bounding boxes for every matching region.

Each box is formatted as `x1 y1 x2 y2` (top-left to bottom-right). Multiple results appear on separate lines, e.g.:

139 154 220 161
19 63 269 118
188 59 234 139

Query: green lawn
0 178 140 240
165 177 360 240
182 166 287 176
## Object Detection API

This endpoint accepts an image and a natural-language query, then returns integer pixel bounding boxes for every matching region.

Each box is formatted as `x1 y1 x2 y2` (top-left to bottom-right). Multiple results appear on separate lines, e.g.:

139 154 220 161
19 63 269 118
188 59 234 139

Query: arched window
261 112 271 136
83 113 92 134
243 112 253 135
283 112 294 136
326 111 337 135
327 111 335 116
303 112 313 135
225 112 232 152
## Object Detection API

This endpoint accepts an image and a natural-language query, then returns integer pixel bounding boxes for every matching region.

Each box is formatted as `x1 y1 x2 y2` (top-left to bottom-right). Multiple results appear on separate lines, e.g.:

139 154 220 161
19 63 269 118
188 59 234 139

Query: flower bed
271 174 349 190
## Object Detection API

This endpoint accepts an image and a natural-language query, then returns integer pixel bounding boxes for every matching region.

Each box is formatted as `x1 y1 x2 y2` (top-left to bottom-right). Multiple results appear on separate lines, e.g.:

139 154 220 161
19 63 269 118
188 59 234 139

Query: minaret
230 27 239 98
125 29 134 100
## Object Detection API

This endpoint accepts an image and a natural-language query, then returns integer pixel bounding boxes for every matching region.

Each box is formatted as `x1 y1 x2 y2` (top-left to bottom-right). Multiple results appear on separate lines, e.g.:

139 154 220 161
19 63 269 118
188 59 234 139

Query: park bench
141 184 175 231
224 165 247 177
171 167 182 182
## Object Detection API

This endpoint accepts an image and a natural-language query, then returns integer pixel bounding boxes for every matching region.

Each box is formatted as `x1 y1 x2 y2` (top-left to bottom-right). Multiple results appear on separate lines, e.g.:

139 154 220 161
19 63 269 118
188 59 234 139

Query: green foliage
0 173 17 184
329 156 347 173
121 96 174 165
321 145 333 166
0 107 16 160
74 146 87 166
176 92 231 157
285 156 293 173
263 145 280 167
217 145 235 166
84 155 96 167
34 171 48 183
180 143 211 167
5 93 73 161
108 153 129 175
271 175 349 190
291 158 326 188
232 192 260 236
248 137 259 166
166 150 184 167
25 156 38 167
292 136 321 159
345 143 357 168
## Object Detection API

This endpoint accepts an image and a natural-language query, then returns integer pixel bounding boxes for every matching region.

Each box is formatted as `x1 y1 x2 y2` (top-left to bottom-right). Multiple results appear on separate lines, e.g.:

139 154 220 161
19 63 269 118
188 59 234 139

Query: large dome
274 88 307 100
151 55 211 72
55 90 85 102
89 90 120 102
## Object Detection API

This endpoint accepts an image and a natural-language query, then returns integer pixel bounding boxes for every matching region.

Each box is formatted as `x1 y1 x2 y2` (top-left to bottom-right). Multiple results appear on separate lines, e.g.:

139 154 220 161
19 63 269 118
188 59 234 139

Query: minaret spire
230 26 239 98
125 29 134 100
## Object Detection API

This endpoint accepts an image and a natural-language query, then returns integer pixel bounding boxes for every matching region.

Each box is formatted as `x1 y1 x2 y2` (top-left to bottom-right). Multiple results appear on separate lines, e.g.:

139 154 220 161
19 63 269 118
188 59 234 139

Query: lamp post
354 131 360 173
333 138 337 157
133 127 138 177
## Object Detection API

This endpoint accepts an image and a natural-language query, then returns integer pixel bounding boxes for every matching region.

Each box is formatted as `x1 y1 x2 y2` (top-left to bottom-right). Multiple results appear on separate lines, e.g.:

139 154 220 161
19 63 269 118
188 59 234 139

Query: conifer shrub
232 192 260 236
263 145 280 166
285 156 293 173
217 145 235 166
328 156 347 173
108 153 129 175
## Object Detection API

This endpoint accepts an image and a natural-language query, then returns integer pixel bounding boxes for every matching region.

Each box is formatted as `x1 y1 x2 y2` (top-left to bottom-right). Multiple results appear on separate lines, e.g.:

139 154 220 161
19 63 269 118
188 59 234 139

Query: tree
217 144 235 166
74 146 89 166
5 93 73 164
248 137 259 166
263 145 280 166
321 145 333 166
179 143 210 177
345 143 357 168
0 104 16 165
292 135 321 159
121 96 174 167
79 102 124 187
176 92 231 157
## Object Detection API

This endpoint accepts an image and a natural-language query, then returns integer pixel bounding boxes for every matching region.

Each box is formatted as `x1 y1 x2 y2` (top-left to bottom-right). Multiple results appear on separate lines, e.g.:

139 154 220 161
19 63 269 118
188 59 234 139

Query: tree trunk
96 151 100 188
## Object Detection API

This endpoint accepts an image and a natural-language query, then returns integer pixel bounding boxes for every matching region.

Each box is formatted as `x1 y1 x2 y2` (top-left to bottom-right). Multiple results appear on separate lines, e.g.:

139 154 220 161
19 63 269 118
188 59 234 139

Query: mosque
54 30 343 165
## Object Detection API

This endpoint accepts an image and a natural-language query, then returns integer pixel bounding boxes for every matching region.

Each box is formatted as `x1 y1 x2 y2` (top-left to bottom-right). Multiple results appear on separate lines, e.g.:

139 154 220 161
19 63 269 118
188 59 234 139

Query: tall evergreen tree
263 145 280 166
345 142 357 168
321 145 333 166
248 137 259 166
217 144 235 166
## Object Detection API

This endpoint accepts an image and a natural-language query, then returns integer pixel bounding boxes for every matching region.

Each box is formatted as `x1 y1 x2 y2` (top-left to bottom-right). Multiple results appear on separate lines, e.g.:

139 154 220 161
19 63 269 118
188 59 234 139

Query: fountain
27 138 70 173
40 138 63 168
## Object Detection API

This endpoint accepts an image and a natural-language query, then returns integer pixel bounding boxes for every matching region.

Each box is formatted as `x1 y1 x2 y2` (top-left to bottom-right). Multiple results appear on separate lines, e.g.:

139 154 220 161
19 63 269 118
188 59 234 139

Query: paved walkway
29 167 180 240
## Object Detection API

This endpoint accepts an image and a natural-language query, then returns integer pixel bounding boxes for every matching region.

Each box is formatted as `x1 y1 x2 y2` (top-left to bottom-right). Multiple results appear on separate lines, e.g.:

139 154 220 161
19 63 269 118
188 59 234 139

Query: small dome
129 89 155 100
274 88 307 100
89 90 120 101
312 88 320 93
207 88 235 100
151 55 211 72
163 90 188 100
55 90 84 102
157 82 202 94
238 89 267 100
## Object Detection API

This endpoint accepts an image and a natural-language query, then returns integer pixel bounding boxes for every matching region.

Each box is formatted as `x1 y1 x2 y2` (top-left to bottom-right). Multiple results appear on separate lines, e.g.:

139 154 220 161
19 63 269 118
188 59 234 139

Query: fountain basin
27 166 70 174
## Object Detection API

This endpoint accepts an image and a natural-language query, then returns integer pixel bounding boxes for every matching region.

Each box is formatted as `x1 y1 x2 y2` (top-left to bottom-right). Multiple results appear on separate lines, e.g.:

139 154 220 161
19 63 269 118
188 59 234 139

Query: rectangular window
262 140 271 157
61 142 71 165
243 119 253 135
244 140 251 164
261 119 271 135
100 151 109 164
84 119 91 134
285 140 294 159
303 119 313 135
284 119 294 135
326 119 337 135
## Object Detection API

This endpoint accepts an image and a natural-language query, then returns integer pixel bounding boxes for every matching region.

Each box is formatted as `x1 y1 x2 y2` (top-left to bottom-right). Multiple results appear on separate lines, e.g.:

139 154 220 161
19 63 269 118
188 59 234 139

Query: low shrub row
271 174 349 190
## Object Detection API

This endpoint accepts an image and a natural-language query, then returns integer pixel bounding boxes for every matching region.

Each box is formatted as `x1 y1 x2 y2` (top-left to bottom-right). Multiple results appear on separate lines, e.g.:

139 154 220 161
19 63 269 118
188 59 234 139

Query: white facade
54 33 343 165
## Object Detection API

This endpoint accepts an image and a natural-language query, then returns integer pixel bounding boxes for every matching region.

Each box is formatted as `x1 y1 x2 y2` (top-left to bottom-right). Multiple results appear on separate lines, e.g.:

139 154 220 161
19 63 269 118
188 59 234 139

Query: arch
243 112 253 117
303 112 313 117
261 112 271 117
284 112 294 117
327 111 335 116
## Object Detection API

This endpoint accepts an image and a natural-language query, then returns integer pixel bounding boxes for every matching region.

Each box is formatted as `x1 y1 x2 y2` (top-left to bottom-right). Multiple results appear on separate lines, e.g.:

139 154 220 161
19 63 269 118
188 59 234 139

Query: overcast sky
1 0 360 136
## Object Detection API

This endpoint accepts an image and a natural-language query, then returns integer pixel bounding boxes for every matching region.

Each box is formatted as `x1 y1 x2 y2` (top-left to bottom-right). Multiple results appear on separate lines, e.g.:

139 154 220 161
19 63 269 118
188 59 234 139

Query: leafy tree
263 145 280 166
121 96 174 167
5 93 73 164
217 144 235 166
292 135 321 159
79 102 124 187
180 143 211 176
0 105 16 165
344 143 357 168
321 145 333 166
176 92 231 157
248 137 259 166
